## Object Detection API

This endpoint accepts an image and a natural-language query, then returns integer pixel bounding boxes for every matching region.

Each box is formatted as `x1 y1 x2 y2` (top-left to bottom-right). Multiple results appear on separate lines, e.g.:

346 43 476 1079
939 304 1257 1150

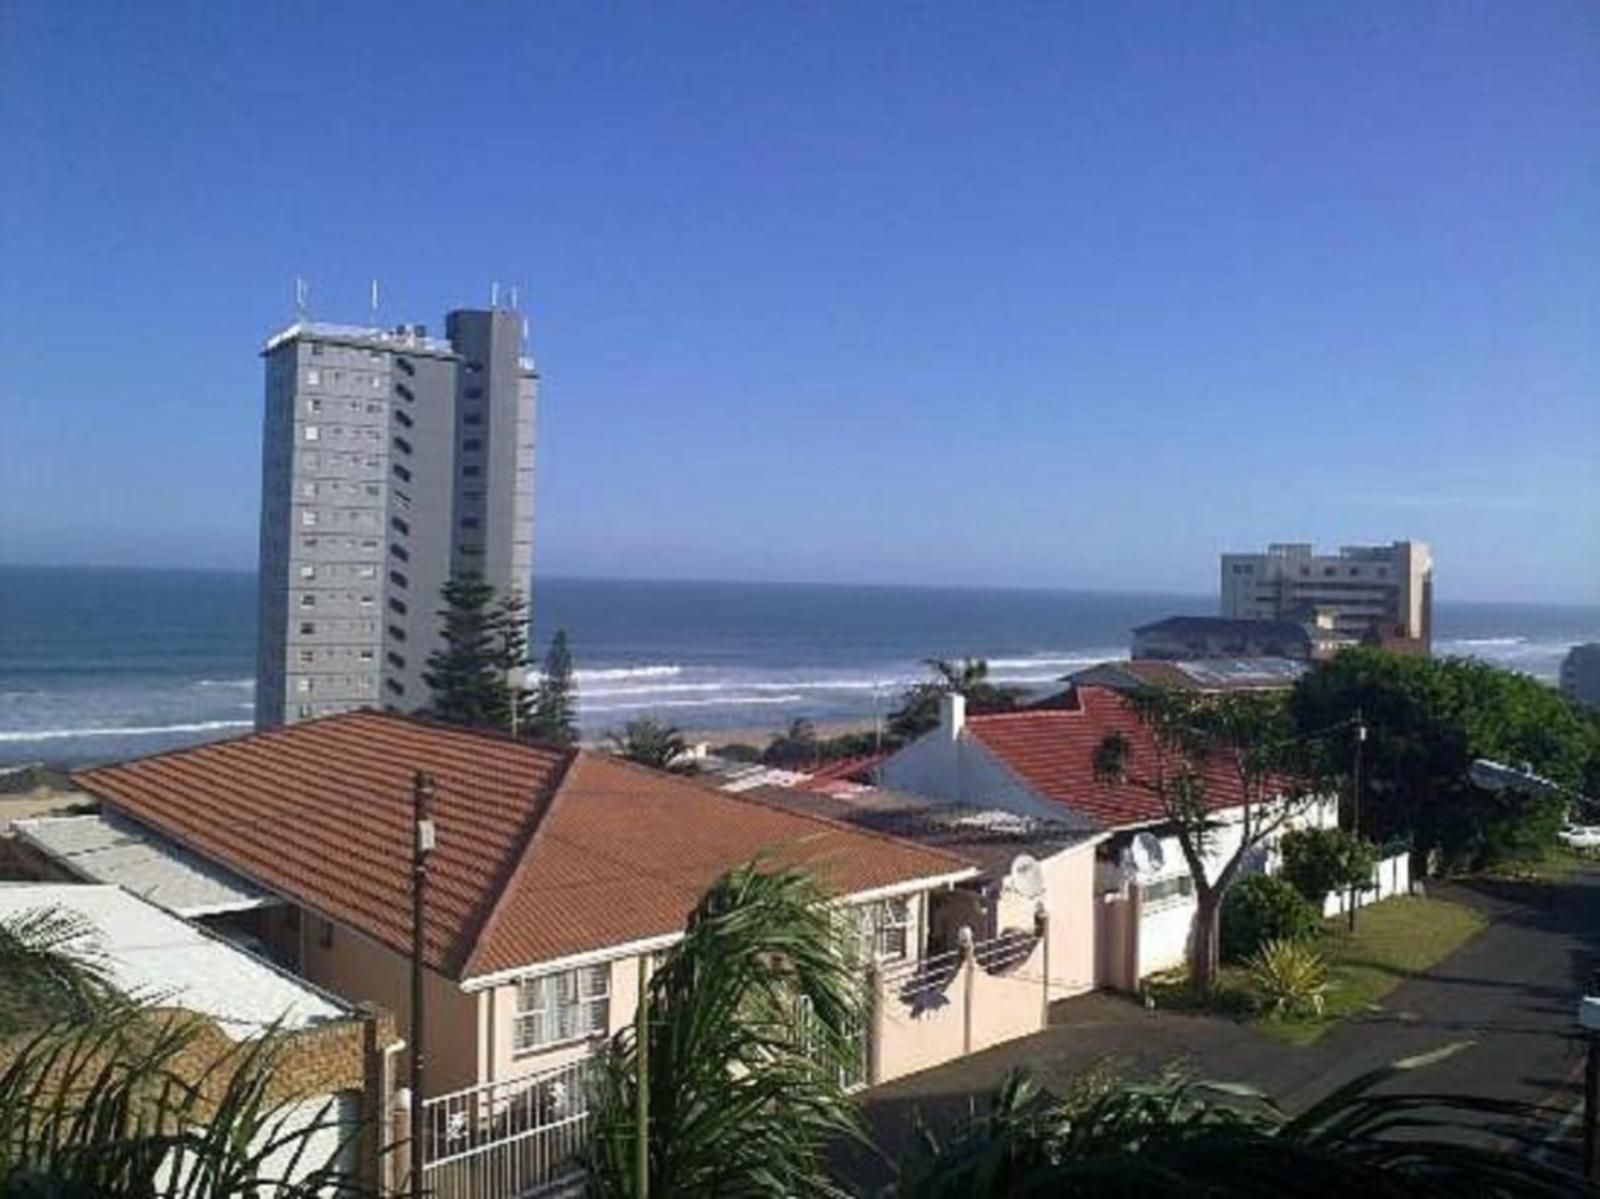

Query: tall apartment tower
1219 541 1433 651
255 308 537 729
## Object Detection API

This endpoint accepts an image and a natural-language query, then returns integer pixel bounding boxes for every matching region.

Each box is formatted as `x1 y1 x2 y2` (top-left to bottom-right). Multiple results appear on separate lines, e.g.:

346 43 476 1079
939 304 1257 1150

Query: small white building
877 687 1345 988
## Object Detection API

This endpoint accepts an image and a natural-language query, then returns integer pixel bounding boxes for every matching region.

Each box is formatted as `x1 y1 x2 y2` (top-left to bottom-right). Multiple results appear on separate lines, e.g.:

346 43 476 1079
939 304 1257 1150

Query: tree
887 658 1027 741
423 574 525 731
1279 826 1378 910
527 629 579 746
494 586 534 735
606 718 690 771
586 865 863 1197
0 909 370 1197
895 1049 1596 1198
1093 688 1321 991
1291 648 1592 869
764 717 820 767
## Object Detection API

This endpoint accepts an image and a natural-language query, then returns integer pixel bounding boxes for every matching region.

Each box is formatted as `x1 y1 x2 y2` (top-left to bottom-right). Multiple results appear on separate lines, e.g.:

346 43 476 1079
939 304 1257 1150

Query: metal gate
420 1054 599 1199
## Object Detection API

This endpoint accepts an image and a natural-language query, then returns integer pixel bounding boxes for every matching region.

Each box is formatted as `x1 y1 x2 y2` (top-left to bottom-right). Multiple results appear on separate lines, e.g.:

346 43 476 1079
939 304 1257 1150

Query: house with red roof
877 686 1339 987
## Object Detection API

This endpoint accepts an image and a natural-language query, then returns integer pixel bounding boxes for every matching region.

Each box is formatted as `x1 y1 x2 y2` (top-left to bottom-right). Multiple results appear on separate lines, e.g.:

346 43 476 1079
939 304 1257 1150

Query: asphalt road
854 865 1600 1181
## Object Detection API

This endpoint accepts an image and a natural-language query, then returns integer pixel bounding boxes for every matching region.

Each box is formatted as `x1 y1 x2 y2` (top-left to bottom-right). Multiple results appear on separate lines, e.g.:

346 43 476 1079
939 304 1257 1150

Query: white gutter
458 866 980 993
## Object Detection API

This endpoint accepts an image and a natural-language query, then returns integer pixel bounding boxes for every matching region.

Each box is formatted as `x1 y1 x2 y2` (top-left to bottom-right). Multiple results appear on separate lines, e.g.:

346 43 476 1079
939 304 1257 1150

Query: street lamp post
410 771 436 1199
1348 710 1366 932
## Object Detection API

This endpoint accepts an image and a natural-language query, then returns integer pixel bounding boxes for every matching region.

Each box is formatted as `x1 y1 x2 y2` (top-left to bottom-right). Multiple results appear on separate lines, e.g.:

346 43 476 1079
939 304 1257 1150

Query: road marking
1531 1097 1583 1164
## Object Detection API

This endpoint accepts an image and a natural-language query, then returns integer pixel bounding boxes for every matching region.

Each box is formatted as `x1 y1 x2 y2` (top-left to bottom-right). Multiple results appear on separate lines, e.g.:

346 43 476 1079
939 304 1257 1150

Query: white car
1559 825 1600 850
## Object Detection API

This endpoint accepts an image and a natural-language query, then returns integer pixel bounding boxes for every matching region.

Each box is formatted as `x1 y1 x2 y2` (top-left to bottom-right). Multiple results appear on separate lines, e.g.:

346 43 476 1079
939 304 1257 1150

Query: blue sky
2 2 1596 602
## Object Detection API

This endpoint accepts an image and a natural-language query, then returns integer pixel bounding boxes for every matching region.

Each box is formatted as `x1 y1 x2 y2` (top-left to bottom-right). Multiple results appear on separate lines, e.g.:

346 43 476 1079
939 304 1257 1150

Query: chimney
940 692 966 740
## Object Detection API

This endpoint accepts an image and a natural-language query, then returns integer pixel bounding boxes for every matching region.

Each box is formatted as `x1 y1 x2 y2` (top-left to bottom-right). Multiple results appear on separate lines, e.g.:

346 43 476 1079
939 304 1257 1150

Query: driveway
854 866 1600 1180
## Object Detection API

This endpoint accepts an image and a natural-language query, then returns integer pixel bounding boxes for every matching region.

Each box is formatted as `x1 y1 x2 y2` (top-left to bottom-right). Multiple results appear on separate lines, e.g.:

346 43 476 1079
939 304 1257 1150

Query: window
1140 874 1195 908
299 564 316 580
298 649 315 665
462 438 483 452
359 649 375 662
308 398 323 414
300 621 316 635
462 412 482 427
299 594 316 608
303 425 320 442
393 464 412 483
301 510 318 528
462 465 481 478
857 898 911 962
465 386 484 399
460 517 480 530
311 344 324 357
306 369 321 386
297 704 315 719
296 678 313 694
513 965 610 1053
357 565 377 579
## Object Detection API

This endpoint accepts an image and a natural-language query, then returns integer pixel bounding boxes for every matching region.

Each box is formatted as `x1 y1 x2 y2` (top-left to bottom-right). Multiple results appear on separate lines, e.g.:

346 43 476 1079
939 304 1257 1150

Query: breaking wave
0 719 254 744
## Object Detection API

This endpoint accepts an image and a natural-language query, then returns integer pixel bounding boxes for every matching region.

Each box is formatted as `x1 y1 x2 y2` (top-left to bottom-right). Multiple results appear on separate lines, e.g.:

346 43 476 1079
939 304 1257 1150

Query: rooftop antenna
522 315 530 344
295 277 309 321
369 279 380 325
491 280 500 308
509 284 519 310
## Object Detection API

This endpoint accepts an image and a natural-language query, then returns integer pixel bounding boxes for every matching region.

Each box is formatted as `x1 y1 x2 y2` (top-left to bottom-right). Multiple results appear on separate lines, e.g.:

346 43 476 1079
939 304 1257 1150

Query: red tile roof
964 686 1257 829
75 712 971 982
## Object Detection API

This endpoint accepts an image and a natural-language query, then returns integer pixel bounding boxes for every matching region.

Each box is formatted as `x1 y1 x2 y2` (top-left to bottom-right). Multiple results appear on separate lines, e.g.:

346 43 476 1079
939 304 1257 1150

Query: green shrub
1280 827 1377 906
1221 874 1320 961
1248 938 1329 1020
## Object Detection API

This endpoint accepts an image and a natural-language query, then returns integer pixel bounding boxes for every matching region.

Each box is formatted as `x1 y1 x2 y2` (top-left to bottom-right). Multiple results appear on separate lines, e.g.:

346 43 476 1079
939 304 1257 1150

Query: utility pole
1348 708 1366 933
635 959 650 1199
410 771 436 1199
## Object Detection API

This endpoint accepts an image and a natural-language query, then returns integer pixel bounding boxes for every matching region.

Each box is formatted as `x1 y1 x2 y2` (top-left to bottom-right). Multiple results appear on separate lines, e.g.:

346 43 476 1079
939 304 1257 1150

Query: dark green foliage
1221 874 1320 962
895 1047 1596 1198
1097 688 1325 988
605 718 689 771
1291 648 1593 870
711 742 764 763
422 574 530 732
887 658 1026 741
0 908 370 1197
763 718 820 767
586 866 863 1198
527 629 579 746
1280 827 1378 907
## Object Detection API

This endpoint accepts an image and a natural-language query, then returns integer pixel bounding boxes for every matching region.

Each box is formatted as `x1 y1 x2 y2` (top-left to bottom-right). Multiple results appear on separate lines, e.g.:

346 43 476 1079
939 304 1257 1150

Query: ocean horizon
3 563 1597 767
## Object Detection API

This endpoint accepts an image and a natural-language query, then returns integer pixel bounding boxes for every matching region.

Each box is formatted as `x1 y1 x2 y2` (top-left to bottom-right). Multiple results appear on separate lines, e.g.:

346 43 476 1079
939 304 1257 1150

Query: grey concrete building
1219 540 1433 651
255 309 537 729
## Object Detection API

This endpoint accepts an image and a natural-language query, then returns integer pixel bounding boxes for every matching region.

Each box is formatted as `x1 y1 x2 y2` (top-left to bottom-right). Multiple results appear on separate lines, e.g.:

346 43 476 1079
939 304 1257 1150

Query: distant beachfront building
1131 616 1317 662
1219 540 1433 652
1562 644 1600 709
255 306 537 728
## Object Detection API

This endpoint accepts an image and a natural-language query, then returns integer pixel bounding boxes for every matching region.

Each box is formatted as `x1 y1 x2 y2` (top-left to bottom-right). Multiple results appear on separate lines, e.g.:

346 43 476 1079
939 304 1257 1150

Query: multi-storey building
255 308 536 729
1219 541 1433 651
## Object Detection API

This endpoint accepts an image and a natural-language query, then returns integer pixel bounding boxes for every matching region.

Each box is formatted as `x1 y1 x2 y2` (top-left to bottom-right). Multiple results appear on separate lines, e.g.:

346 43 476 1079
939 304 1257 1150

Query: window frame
511 964 611 1056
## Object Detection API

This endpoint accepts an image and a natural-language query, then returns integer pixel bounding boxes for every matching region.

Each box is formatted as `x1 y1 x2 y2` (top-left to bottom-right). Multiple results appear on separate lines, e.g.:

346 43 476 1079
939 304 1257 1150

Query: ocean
2 565 1597 767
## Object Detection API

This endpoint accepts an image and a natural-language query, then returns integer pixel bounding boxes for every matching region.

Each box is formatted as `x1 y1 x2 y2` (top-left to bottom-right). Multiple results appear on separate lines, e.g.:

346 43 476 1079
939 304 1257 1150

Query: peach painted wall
479 954 644 1085
993 843 1098 1001
296 910 481 1095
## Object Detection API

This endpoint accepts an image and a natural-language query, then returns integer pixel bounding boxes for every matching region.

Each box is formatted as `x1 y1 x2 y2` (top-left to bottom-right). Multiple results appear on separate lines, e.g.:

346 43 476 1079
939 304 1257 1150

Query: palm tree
605 718 690 771
0 908 372 1197
895 1046 1596 1198
586 865 864 1197
887 657 1027 740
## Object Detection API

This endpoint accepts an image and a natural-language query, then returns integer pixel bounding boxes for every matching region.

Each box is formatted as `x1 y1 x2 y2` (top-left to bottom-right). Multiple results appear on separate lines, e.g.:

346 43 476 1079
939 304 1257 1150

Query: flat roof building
255 307 537 728
1220 540 1432 651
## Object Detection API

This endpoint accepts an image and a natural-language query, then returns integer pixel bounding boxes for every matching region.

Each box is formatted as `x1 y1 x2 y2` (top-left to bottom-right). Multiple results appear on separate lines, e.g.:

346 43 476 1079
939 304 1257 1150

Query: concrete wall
871 931 1049 1086
994 844 1098 1000
295 909 480 1095
1321 851 1411 918
478 954 645 1086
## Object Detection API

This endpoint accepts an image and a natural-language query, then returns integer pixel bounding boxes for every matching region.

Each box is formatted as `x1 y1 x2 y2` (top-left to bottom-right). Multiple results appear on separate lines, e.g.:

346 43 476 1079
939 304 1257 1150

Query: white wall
1322 852 1411 917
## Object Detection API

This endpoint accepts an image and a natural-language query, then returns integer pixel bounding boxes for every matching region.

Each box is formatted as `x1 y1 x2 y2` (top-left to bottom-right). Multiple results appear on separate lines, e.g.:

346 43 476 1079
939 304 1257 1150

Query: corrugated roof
75 713 971 983
966 686 1258 829
14 812 275 917
0 883 350 1039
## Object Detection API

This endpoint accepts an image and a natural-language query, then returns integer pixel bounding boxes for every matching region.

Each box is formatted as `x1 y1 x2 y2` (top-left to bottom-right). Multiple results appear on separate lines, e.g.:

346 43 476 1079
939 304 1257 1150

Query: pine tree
493 588 534 735
423 574 515 730
528 629 579 746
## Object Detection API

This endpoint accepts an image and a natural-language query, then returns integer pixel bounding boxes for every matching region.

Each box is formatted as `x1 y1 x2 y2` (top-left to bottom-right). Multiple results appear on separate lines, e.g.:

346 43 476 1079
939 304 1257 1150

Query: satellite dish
1007 854 1046 901
1129 832 1166 879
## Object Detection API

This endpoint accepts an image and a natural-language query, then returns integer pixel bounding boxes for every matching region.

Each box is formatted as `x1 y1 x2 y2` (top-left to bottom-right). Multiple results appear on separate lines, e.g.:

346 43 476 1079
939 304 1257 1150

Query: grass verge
1144 894 1488 1045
